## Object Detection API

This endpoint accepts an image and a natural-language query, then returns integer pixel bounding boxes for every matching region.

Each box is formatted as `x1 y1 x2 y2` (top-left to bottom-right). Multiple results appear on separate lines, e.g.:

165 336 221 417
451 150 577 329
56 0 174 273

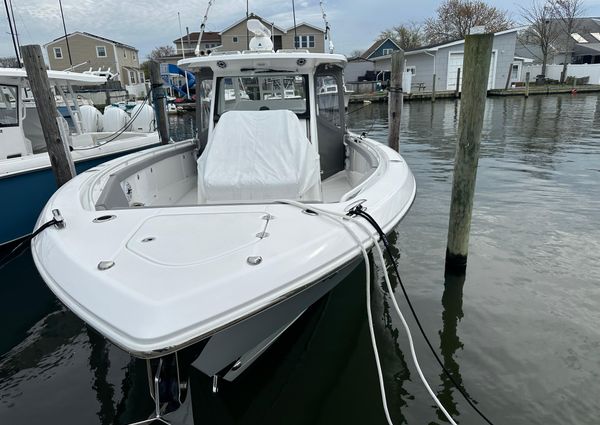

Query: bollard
21 45 75 187
387 49 404 151
445 33 493 275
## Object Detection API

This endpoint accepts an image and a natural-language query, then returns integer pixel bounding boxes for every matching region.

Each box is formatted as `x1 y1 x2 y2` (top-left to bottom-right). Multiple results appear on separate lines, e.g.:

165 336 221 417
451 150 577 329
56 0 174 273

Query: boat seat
197 110 321 203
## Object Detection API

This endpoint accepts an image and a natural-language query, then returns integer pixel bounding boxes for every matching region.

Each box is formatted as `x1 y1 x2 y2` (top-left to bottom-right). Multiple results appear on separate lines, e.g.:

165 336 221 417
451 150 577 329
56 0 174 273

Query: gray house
371 29 519 91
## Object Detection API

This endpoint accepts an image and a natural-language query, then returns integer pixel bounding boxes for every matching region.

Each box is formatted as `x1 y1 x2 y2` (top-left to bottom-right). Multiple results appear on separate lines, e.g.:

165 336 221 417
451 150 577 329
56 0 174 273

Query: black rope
347 206 495 425
0 218 61 271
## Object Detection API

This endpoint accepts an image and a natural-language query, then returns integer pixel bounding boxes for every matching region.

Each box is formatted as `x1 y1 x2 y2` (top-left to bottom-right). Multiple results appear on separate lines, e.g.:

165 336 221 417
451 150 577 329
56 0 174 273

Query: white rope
277 200 457 425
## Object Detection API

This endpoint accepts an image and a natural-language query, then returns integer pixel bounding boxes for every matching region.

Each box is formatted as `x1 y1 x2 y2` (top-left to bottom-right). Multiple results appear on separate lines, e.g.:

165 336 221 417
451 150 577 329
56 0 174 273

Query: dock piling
454 68 461 98
21 45 75 188
445 33 493 275
432 74 436 103
525 72 530 98
388 49 404 151
149 61 170 145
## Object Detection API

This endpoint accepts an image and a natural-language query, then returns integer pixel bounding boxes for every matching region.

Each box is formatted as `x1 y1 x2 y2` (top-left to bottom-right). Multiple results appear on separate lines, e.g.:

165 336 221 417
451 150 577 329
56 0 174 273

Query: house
517 17 600 65
218 13 326 53
370 29 520 91
44 32 144 86
173 32 221 56
361 38 402 60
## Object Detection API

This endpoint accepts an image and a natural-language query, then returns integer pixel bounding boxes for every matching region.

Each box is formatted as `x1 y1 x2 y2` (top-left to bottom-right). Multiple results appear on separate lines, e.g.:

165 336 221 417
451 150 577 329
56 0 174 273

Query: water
2 95 600 424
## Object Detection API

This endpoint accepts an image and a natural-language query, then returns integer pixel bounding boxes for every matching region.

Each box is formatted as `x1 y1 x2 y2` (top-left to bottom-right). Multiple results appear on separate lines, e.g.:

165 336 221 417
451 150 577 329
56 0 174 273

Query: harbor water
1 94 600 424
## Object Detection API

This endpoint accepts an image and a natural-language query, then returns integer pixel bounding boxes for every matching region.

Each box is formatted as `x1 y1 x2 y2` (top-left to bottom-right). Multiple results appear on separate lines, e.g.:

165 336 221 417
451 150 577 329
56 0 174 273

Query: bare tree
0 56 20 68
148 45 176 60
349 49 364 58
551 0 585 82
519 0 561 75
424 0 513 44
378 22 423 50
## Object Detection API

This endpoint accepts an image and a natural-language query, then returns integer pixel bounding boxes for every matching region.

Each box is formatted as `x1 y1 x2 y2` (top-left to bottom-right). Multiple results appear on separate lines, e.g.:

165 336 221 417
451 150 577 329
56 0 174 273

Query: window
511 64 519 79
132 52 136 60
124 50 127 58
294 35 315 48
571 33 587 43
216 74 308 119
406 66 416 75
0 84 18 127
53 47 63 59
591 32 600 42
382 48 394 55
129 70 137 84
96 46 107 57
139 72 145 83
232 36 239 43
316 75 341 128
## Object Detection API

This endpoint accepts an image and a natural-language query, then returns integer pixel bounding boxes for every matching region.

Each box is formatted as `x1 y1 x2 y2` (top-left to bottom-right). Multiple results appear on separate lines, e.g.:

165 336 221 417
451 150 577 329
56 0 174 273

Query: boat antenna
292 0 297 48
246 0 249 50
195 0 215 56
3 0 21 67
58 0 73 67
8 0 21 64
320 0 334 53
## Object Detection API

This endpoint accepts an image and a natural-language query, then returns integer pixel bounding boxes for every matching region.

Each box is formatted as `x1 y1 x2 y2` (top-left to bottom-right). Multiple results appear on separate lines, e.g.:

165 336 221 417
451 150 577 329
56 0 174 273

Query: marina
2 93 600 424
2 0 600 424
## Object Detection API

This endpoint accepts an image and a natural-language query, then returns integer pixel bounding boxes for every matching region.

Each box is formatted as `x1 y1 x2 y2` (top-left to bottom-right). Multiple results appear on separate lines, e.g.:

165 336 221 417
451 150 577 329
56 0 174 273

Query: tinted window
0 85 18 127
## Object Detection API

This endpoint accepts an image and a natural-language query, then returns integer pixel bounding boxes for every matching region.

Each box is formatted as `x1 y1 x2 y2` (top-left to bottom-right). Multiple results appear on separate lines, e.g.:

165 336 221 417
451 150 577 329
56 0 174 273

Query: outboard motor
103 105 130 132
130 104 156 133
80 105 104 133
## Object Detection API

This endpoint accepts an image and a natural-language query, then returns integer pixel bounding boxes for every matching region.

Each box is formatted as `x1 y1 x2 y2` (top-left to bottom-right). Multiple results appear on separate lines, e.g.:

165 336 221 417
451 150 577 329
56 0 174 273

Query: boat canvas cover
198 110 320 202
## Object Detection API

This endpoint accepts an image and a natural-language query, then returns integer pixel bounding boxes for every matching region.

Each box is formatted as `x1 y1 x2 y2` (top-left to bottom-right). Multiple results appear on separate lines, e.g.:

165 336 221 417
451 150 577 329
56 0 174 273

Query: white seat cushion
198 110 320 203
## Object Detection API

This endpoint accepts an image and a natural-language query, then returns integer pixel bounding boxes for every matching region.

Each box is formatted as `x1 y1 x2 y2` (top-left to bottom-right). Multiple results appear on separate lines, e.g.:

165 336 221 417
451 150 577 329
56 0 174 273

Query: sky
2 0 600 60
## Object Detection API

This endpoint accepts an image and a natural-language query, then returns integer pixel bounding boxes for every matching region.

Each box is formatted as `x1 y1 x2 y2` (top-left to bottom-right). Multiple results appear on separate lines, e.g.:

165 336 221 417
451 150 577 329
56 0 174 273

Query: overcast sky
2 0 600 60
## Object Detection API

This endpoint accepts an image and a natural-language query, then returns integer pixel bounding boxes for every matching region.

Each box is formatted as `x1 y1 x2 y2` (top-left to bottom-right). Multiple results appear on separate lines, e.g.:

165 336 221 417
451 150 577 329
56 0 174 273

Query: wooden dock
489 85 600 96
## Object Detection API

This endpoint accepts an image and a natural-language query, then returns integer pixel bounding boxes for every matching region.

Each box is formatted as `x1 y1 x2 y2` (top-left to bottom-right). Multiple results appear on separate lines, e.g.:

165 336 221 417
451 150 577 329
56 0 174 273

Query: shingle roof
173 32 221 44
361 38 401 59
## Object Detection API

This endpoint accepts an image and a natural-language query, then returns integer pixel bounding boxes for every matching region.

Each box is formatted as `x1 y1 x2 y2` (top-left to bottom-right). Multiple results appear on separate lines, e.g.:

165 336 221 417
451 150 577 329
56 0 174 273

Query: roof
361 38 401 60
220 13 286 34
173 32 221 44
370 28 520 61
0 67 107 86
286 21 325 33
179 51 346 73
44 31 137 51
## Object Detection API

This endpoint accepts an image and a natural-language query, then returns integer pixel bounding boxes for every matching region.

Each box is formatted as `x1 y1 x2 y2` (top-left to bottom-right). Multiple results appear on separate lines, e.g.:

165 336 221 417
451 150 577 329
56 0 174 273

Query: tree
148 45 175 60
519 0 561 76
552 0 585 82
0 56 20 68
424 0 513 44
378 22 424 50
349 49 364 58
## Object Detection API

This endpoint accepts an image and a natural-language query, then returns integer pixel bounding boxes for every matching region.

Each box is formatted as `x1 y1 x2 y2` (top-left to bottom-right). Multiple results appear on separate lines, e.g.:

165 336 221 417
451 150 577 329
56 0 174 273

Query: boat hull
0 145 157 248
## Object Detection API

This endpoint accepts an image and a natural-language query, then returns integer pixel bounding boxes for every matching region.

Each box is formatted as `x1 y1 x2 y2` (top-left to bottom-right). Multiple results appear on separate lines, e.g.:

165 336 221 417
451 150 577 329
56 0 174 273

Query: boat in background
0 68 160 248
31 19 415 421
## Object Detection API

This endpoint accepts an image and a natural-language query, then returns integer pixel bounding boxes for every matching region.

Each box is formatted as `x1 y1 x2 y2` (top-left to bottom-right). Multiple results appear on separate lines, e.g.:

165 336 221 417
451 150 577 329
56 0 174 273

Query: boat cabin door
0 82 31 159
314 64 346 180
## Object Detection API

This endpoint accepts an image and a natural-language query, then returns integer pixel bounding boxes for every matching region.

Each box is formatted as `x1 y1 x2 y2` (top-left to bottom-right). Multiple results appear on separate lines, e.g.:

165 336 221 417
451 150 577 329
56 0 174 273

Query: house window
294 35 315 48
139 72 145 83
406 66 416 75
96 46 107 57
511 64 519 79
132 52 136 60
54 47 63 59
233 36 239 43
571 33 587 43
383 48 394 55
129 70 137 84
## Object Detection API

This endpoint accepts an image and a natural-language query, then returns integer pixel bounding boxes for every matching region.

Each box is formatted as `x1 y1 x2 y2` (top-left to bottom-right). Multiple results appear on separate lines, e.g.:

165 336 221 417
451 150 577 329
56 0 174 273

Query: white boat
31 20 415 412
0 68 160 247
318 76 354 109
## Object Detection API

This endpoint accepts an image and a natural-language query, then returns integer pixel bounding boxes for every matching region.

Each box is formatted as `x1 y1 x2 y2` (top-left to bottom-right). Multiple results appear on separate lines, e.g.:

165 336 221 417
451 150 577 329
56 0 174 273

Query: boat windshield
216 74 308 118
0 84 18 127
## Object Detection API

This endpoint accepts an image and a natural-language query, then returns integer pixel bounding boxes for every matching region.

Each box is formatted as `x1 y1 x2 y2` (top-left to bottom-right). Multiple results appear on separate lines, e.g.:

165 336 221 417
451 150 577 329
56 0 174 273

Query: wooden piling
445 33 493 275
454 68 461 98
525 72 530 98
21 45 75 188
149 61 170 145
431 73 436 102
504 63 513 90
388 49 404 151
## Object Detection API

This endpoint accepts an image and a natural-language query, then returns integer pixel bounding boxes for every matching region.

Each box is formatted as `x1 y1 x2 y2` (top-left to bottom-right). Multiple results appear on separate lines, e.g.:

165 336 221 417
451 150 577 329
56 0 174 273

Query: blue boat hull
0 148 153 247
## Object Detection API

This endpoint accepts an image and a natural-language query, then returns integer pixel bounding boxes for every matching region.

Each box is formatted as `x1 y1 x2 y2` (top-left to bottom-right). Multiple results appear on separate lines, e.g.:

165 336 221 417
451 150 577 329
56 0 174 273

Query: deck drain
141 237 156 243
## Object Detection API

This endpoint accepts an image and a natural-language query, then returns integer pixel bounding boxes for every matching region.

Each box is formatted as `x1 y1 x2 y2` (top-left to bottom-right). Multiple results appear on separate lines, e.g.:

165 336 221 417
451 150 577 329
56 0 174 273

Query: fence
522 63 600 84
